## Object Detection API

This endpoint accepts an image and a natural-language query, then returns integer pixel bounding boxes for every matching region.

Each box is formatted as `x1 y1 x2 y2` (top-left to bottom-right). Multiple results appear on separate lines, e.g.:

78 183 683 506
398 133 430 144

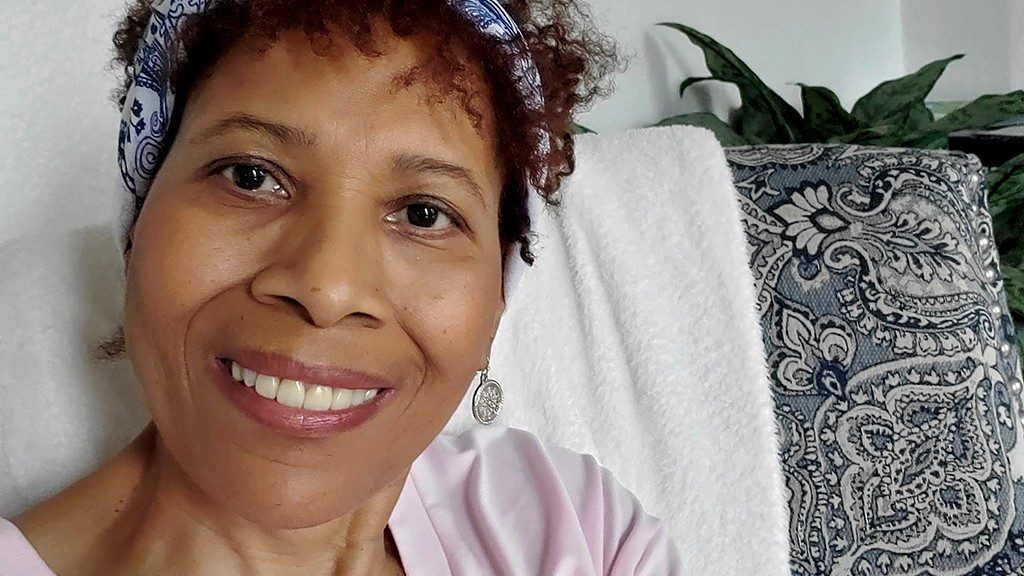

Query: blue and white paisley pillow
726 144 1024 576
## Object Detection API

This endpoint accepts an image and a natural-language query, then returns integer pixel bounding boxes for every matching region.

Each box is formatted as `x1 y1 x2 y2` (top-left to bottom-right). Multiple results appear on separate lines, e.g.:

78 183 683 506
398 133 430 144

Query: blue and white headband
115 0 547 295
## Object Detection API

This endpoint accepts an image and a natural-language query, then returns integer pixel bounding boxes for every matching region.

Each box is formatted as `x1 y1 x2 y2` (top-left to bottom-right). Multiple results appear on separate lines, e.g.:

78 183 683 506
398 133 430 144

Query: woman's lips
211 356 392 439
221 348 396 391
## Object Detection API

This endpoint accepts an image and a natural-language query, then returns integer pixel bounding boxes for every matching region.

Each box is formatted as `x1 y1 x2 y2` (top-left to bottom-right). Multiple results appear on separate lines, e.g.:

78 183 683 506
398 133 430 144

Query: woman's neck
14 423 407 576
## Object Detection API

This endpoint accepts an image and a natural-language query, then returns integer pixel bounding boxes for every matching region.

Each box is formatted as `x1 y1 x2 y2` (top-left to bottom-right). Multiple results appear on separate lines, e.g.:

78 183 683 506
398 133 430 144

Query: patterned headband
114 0 546 293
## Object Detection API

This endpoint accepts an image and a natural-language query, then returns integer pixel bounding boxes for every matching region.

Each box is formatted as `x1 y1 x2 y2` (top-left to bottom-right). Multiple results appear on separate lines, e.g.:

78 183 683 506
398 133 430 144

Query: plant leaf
994 211 1024 255
655 112 750 146
851 55 964 125
989 154 1024 251
569 122 595 135
1017 321 1024 356
988 153 1024 217
905 91 1024 148
734 107 781 144
828 125 888 144
903 101 937 133
679 76 717 98
799 84 860 141
657 22 806 143
1001 265 1024 319
1002 243 1024 271
827 105 937 146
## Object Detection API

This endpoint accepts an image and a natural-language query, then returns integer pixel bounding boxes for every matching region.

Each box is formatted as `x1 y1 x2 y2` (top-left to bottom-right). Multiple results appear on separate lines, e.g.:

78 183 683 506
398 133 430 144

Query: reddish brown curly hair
98 0 620 360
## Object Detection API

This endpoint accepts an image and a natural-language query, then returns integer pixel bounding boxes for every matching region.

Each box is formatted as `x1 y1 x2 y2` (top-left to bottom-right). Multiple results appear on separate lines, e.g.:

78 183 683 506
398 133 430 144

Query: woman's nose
249 209 388 329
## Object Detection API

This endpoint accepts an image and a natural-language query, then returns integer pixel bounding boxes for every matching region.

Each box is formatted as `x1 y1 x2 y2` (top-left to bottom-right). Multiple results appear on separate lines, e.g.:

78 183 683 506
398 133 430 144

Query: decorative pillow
726 144 1024 576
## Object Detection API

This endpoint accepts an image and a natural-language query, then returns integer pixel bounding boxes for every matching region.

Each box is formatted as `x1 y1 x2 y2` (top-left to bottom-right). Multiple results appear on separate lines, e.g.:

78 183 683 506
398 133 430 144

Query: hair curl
97 0 620 361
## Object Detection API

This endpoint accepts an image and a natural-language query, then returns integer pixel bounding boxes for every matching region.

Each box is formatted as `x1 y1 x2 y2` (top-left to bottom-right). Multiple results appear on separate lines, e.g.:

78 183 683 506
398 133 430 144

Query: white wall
0 0 126 246
1008 0 1024 91
577 0 906 132
0 0 1020 247
901 0 1019 101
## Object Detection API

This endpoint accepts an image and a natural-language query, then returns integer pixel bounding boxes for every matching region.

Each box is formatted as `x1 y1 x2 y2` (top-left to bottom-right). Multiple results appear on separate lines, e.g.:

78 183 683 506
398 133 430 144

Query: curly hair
96 0 620 361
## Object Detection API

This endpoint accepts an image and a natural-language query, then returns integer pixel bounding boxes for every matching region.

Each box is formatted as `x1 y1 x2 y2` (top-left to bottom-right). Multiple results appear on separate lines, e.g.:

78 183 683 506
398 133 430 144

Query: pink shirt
0 426 681 575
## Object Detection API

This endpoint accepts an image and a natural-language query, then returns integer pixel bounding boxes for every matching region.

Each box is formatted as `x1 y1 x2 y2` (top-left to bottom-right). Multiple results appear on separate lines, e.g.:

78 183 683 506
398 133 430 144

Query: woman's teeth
228 360 379 411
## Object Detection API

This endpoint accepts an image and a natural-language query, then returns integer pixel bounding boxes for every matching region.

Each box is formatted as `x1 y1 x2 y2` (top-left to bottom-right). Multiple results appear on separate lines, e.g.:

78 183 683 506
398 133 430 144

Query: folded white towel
444 126 791 575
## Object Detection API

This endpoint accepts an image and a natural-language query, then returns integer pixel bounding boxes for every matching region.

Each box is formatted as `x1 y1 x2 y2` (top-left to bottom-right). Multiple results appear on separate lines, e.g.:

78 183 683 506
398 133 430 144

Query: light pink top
0 426 681 575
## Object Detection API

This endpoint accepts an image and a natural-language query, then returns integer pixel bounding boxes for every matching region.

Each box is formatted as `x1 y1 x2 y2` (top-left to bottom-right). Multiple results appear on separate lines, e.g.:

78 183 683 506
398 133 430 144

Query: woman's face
122 26 506 528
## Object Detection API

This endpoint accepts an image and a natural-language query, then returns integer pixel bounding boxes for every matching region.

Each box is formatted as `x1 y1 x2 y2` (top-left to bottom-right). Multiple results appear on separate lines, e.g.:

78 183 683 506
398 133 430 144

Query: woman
1 0 680 574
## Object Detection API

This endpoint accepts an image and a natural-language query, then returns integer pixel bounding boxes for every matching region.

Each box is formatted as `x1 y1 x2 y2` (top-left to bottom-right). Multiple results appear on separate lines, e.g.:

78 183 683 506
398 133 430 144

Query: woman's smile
210 352 397 439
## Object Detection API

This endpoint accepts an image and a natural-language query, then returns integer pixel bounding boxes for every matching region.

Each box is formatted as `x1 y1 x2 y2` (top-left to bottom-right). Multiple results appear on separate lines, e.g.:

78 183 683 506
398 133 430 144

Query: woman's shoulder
422 425 637 511
405 426 682 575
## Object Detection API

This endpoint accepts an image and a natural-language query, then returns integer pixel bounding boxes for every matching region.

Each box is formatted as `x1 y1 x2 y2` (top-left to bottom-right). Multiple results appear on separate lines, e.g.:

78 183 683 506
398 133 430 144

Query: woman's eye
390 203 454 231
220 163 284 195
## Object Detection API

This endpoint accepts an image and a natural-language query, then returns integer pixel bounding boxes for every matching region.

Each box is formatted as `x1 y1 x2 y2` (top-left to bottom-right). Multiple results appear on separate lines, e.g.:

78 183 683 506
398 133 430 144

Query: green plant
655 22 1024 344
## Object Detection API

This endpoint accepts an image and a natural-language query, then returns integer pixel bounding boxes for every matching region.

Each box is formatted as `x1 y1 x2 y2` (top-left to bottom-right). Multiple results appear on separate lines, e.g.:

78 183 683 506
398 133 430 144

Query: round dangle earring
472 358 503 425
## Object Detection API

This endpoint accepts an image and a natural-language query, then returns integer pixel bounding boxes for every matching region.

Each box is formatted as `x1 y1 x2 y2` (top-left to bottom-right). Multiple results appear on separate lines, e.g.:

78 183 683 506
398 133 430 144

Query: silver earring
472 358 503 425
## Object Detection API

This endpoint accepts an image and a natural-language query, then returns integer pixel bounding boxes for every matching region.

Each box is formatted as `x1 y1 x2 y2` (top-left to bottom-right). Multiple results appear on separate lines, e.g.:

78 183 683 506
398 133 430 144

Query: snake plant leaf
905 91 1024 149
655 112 750 146
851 55 964 126
799 84 860 141
658 22 806 143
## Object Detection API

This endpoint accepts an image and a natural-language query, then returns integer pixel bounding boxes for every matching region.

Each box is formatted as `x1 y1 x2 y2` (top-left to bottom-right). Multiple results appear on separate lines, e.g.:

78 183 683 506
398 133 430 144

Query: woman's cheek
125 194 239 383
393 263 498 380
141 195 249 296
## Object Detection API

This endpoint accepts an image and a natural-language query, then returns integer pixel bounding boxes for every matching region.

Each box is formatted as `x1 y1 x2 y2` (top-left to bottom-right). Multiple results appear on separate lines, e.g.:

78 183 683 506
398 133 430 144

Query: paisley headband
114 0 546 294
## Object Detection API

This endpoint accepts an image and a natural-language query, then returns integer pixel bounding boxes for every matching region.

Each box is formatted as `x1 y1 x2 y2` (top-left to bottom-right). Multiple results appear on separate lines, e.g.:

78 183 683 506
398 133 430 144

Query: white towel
445 126 791 575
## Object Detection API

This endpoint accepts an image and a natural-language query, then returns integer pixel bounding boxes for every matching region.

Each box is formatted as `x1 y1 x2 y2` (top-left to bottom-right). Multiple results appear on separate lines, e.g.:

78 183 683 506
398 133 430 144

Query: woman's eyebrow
190 113 320 148
392 153 486 207
190 116 486 206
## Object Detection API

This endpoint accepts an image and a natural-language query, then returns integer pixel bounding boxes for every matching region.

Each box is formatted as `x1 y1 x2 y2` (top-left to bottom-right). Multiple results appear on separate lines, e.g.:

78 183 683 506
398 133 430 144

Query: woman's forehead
193 27 492 122
178 27 504 183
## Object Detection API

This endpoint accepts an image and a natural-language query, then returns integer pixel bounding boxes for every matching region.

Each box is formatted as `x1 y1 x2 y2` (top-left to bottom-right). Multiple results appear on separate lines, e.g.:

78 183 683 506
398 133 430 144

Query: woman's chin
195 464 383 530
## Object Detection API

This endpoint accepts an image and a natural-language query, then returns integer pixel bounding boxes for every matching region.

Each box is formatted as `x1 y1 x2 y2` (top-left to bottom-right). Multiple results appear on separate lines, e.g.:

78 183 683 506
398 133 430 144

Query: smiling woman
0 1 683 575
